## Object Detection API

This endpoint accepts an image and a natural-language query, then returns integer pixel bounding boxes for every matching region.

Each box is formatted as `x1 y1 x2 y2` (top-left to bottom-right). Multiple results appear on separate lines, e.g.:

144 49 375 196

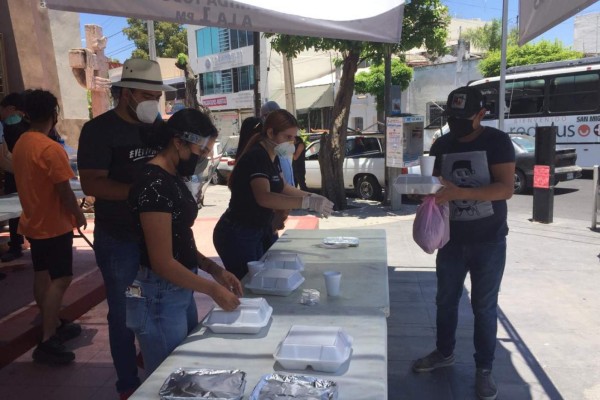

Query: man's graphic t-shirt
430 127 515 244
78 110 157 240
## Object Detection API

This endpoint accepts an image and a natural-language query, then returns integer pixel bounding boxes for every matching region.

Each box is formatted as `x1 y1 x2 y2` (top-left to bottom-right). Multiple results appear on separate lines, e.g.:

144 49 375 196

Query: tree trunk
319 49 360 210
182 63 200 109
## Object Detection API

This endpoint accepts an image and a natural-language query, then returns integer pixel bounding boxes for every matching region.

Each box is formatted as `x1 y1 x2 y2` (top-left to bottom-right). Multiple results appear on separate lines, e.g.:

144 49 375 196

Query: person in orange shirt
12 90 87 365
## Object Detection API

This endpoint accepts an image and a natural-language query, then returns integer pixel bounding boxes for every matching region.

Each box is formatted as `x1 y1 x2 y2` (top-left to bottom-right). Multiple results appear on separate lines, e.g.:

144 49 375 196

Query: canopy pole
498 0 509 131
147 20 156 61
253 31 261 117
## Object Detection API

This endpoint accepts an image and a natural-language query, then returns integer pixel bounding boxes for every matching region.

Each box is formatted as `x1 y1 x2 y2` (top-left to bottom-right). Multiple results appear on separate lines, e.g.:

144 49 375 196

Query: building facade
185 25 377 143
0 0 88 147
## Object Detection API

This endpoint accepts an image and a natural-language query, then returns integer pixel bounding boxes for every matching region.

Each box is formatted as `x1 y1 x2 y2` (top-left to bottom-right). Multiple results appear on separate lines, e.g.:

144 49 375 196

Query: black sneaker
32 336 75 365
55 319 82 343
1 250 23 263
0 272 6 280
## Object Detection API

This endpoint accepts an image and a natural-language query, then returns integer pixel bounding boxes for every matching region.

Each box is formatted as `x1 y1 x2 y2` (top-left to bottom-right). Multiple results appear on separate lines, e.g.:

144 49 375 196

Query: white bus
468 57 600 168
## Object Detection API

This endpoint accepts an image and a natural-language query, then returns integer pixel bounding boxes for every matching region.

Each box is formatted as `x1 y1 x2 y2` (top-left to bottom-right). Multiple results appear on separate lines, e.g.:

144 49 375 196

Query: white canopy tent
44 0 598 127
43 0 405 43
518 0 599 46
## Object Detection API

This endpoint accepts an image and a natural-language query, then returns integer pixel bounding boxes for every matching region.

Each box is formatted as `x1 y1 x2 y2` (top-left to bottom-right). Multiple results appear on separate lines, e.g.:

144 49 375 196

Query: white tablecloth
130 229 390 400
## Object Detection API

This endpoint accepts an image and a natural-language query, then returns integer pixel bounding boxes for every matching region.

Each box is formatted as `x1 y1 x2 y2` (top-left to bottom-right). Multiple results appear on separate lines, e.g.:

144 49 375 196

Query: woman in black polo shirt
213 109 334 279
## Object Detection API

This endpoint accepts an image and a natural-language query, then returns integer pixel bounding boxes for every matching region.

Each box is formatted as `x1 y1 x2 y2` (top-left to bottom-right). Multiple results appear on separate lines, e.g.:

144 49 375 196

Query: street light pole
498 0 509 131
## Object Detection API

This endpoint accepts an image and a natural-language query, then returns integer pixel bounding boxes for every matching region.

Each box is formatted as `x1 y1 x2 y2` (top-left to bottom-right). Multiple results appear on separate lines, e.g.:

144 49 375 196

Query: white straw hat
112 58 176 92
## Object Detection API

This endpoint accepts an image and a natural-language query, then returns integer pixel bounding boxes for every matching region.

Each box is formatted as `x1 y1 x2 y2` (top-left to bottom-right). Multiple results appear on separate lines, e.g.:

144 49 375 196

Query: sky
78 0 600 62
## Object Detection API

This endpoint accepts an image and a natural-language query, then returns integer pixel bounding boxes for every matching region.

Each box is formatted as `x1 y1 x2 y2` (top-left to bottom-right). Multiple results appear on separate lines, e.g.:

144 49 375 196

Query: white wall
574 13 600 54
405 58 483 118
48 10 88 120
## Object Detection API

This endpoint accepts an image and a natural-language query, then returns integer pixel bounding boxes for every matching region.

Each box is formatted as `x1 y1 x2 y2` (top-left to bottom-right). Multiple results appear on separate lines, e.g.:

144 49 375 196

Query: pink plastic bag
412 195 450 254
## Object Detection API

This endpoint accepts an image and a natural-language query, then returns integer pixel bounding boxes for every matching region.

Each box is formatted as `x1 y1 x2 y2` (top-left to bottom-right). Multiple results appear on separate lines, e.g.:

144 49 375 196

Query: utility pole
498 0 509 130
253 31 261 116
282 55 297 116
147 20 157 61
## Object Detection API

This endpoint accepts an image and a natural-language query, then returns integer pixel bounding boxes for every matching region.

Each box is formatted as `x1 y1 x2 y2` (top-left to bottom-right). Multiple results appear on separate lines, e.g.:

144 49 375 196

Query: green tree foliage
462 19 519 53
478 40 584 77
462 19 502 52
267 0 449 209
123 19 187 59
355 60 413 113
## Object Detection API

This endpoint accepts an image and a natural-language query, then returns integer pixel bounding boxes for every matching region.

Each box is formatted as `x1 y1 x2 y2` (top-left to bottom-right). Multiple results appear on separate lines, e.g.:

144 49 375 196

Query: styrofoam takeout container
393 174 443 194
203 298 273 334
264 252 305 271
274 325 353 373
245 268 305 296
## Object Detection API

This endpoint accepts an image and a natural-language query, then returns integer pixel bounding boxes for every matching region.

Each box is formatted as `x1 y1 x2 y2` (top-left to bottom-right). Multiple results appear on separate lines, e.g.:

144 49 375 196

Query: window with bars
426 102 446 128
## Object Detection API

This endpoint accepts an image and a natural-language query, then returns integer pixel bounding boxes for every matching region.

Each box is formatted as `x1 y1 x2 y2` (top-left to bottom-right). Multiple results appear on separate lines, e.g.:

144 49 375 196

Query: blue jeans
126 268 198 375
94 227 141 393
213 215 272 280
435 239 506 370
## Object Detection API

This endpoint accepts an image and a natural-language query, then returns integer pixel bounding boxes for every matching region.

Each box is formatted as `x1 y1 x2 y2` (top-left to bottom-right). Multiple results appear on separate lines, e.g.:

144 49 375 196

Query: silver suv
304 134 385 201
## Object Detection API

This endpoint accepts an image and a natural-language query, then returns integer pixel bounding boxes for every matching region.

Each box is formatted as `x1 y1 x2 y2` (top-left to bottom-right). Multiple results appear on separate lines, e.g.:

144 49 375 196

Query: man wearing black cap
412 86 515 400
78 58 175 400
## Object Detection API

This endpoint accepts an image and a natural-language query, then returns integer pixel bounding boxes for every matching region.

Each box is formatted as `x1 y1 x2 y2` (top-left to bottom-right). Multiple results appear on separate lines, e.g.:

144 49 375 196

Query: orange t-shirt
12 131 76 239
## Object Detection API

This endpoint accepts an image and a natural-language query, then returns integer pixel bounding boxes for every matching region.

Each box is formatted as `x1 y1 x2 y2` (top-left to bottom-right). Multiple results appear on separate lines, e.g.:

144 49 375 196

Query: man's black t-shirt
429 127 515 244
293 137 306 173
129 164 199 270
227 143 284 228
77 110 157 240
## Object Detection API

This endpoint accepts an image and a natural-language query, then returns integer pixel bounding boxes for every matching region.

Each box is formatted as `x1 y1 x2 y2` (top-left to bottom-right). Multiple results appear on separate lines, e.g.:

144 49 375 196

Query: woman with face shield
127 108 243 375
213 109 335 280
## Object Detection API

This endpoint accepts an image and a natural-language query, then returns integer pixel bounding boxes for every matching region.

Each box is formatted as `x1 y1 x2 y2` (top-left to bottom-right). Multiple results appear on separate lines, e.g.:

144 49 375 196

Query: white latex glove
301 194 334 217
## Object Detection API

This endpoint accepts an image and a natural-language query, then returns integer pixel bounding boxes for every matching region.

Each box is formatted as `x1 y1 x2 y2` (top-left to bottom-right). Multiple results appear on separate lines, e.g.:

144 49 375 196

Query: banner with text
44 0 405 43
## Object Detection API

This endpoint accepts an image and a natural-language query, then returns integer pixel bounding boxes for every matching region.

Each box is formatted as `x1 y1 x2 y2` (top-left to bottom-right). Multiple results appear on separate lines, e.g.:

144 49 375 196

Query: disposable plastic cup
247 261 265 277
419 155 436 176
323 271 341 297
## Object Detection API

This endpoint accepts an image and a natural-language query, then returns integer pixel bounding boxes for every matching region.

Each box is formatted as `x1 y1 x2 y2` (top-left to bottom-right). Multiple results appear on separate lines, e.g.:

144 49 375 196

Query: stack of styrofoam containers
245 268 305 296
203 298 273 334
263 252 305 270
274 325 353 373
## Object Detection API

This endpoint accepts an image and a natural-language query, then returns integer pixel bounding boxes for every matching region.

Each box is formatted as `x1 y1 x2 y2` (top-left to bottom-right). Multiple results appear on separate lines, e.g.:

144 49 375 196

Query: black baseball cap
444 86 486 118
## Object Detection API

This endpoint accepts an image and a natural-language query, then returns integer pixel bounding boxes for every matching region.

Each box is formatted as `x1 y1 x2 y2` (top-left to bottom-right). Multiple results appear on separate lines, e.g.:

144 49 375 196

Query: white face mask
274 141 295 159
134 100 159 124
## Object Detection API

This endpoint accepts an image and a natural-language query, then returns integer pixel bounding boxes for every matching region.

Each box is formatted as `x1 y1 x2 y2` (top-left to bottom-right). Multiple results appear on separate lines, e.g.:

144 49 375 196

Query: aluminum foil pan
249 373 338 400
159 368 246 400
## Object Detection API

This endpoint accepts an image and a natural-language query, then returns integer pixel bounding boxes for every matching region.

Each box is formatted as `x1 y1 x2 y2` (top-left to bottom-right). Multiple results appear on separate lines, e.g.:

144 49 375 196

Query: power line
106 43 136 57
106 29 125 39
445 0 503 12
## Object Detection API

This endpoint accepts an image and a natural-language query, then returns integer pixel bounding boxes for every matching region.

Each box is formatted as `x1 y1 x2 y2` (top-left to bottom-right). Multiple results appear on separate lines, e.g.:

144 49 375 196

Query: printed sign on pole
533 165 550 189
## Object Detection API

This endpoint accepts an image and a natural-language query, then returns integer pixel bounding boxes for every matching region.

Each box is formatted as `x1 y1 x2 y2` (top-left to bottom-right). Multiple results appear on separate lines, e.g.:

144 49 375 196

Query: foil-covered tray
322 237 359 247
249 373 338 400
159 368 246 400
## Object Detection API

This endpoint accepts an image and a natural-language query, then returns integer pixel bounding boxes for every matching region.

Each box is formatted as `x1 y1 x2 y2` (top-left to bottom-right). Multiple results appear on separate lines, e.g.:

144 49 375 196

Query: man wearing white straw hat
77 58 175 400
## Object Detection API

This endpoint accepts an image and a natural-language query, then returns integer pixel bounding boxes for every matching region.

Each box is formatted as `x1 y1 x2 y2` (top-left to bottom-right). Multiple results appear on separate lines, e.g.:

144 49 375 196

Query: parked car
215 136 239 184
304 134 385 201
511 134 582 194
